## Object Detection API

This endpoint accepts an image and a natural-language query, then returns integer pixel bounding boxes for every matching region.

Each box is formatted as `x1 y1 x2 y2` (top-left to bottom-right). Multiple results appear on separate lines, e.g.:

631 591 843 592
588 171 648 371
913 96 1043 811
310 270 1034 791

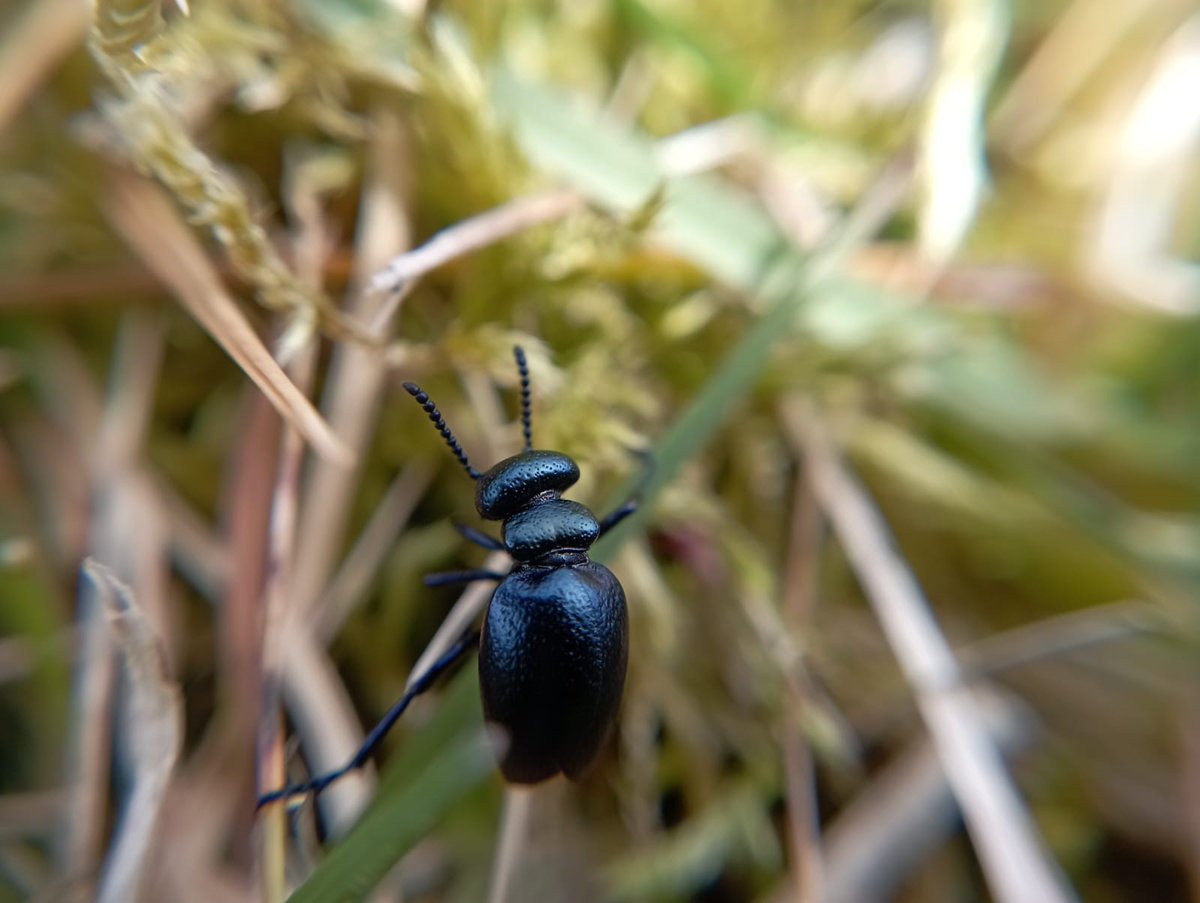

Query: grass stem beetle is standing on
258 347 640 807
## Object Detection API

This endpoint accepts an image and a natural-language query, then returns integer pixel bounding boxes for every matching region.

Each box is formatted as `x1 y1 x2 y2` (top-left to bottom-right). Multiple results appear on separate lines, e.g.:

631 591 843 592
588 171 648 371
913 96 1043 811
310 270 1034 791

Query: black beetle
258 347 639 806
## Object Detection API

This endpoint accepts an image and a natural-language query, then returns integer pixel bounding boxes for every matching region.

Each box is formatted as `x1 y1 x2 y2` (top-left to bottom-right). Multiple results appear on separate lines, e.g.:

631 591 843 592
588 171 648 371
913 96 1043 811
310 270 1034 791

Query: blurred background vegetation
1 0 1198 901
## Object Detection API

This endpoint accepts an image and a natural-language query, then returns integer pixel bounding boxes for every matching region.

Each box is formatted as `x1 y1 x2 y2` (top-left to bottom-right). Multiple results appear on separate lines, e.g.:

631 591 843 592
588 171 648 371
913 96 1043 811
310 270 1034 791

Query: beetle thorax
502 498 600 564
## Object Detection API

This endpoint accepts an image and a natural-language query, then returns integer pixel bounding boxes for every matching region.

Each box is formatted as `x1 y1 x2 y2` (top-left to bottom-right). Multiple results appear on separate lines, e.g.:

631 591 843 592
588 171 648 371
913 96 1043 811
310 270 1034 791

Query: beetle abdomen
479 562 628 784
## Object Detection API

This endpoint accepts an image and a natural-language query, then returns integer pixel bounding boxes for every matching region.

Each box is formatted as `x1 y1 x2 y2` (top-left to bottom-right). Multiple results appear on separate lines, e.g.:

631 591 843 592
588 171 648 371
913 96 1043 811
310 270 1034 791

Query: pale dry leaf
82 558 183 903
103 171 353 467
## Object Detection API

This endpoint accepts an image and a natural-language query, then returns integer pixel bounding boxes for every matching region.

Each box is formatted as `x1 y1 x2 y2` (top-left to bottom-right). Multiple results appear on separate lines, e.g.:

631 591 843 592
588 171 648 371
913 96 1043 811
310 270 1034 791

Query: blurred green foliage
1 0 1197 900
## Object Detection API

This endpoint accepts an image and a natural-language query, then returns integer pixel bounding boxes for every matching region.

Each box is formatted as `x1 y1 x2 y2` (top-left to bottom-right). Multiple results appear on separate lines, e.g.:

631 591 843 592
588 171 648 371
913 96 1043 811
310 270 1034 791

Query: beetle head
475 450 580 521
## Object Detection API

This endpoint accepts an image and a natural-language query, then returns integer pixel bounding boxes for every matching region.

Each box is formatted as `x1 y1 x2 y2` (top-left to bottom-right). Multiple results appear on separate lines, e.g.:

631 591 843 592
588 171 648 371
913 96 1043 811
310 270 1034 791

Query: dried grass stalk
784 402 1079 903
276 110 411 834
82 559 182 903
0 0 91 134
103 171 352 466
779 473 825 903
369 188 584 295
822 691 1034 903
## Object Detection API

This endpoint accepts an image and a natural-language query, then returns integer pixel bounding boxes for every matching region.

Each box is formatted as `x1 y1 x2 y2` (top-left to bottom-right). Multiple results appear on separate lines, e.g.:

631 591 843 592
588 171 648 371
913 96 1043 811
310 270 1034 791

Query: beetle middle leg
257 629 481 808
423 569 508 588
454 523 505 551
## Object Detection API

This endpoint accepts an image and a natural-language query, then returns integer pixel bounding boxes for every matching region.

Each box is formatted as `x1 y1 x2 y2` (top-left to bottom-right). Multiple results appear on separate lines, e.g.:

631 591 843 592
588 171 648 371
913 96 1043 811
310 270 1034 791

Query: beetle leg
598 500 638 535
257 630 481 809
598 450 655 536
455 523 505 551
423 569 508 588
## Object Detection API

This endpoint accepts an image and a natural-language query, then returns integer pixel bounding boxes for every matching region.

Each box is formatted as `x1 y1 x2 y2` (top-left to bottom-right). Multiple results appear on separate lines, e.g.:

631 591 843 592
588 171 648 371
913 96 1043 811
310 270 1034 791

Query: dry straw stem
57 314 169 891
258 341 319 901
278 630 376 830
779 473 824 903
368 188 585 296
280 111 410 830
1087 14 1200 315
0 0 90 134
32 350 103 879
81 559 182 903
990 0 1146 153
0 791 63 843
782 401 1079 903
963 599 1163 678
259 176 339 884
313 462 436 643
103 171 352 466
288 110 410 629
158 477 230 603
156 394 279 903
917 0 1009 267
819 691 1034 903
487 788 536 903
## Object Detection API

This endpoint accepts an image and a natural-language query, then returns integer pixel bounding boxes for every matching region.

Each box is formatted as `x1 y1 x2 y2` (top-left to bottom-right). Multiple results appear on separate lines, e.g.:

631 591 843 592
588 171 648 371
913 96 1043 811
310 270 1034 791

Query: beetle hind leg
257 629 480 809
